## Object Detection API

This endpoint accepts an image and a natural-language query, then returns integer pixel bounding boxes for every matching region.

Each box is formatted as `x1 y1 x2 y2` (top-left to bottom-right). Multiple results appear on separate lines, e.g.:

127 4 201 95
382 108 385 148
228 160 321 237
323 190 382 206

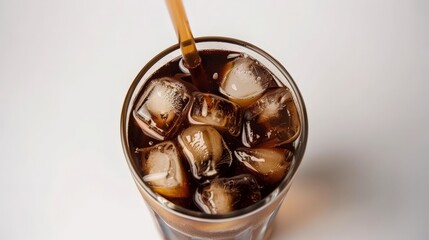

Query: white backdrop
1 0 428 239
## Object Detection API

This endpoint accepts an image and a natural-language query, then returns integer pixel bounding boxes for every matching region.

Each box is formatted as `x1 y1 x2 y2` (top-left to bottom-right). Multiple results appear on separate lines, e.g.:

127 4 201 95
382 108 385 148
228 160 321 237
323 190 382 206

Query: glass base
151 205 280 240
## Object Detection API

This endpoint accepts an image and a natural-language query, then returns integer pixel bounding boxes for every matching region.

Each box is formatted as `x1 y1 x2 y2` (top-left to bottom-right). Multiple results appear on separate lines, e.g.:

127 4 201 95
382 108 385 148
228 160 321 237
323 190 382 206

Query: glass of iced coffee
121 36 308 239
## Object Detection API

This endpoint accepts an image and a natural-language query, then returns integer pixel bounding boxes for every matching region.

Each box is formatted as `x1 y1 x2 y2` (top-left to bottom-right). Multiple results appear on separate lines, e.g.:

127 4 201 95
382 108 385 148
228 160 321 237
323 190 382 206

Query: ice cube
138 141 189 198
194 174 261 214
219 57 274 107
242 87 301 147
234 148 293 185
177 126 232 179
188 92 242 136
133 77 193 141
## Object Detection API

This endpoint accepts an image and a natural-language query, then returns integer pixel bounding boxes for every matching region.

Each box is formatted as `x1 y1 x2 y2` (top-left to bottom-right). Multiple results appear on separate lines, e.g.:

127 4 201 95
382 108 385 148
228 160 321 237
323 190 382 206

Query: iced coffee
128 49 301 214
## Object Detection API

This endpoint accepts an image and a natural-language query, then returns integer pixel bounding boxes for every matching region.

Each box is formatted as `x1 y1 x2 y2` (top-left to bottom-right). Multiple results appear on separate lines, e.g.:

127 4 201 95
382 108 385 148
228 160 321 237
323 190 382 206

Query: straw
165 0 201 69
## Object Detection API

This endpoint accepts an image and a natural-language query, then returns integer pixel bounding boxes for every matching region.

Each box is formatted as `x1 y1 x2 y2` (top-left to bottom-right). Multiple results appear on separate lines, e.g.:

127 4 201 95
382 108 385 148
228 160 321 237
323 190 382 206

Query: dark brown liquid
128 50 295 212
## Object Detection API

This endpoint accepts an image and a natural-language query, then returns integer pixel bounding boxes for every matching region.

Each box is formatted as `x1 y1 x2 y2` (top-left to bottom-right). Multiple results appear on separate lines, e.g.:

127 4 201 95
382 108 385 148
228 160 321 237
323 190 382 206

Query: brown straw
166 0 201 69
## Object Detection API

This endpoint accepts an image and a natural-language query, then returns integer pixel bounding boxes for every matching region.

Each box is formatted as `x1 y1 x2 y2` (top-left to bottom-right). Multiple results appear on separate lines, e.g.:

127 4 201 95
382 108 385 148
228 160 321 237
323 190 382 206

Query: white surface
1 0 428 239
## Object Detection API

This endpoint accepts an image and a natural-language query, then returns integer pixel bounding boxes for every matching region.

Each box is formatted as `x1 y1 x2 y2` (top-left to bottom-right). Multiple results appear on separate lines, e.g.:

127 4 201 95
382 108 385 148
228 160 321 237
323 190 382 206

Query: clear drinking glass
121 36 308 240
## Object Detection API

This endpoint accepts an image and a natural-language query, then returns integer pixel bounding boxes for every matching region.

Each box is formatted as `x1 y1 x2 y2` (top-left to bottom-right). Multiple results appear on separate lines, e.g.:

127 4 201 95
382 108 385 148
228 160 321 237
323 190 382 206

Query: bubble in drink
178 125 232 179
133 77 193 141
242 87 301 147
219 57 274 107
138 141 189 198
234 148 293 185
194 174 261 214
188 92 242 136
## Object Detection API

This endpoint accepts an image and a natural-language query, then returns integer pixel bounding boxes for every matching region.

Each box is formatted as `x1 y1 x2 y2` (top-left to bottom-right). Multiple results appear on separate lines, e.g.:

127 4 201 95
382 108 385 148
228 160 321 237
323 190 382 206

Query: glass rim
120 36 308 221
